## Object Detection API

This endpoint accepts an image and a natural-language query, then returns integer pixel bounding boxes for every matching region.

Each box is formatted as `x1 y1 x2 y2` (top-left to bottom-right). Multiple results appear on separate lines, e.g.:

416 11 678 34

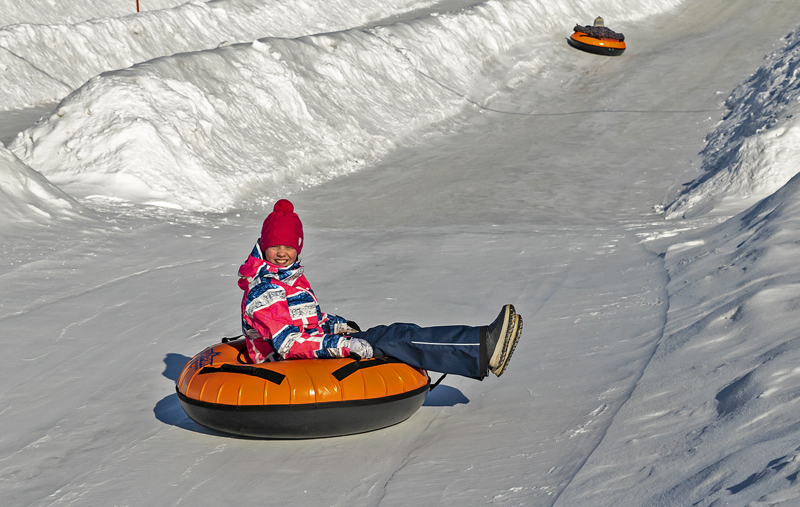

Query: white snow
0 144 86 228
4 0 800 506
0 0 447 111
0 0 186 26
562 173 800 506
665 27 800 219
7 0 682 210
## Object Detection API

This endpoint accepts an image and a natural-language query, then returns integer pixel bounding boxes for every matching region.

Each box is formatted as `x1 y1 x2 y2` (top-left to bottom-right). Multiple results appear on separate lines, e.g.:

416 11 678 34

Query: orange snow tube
568 32 626 56
176 338 430 438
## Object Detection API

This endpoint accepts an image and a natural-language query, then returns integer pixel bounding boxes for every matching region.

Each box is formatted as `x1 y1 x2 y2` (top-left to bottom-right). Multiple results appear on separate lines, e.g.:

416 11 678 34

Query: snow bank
562 172 800 506
665 27 800 219
0 0 441 111
9 0 684 212
0 0 185 27
561 25 800 503
0 145 86 228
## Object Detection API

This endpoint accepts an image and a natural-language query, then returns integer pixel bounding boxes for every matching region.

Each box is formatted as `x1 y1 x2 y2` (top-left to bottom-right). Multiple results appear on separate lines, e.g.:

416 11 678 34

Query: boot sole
491 314 522 377
489 305 516 369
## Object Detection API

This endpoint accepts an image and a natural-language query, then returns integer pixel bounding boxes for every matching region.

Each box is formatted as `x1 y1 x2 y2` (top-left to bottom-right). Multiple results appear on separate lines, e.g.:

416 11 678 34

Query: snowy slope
557 18 800 506
0 0 448 111
665 26 800 219
8 0 683 211
4 0 800 506
0 0 185 26
0 145 86 228
562 173 800 506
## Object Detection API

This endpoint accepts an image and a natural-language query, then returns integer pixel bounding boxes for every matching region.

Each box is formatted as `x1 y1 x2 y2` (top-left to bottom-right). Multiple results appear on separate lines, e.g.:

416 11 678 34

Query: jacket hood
238 241 303 291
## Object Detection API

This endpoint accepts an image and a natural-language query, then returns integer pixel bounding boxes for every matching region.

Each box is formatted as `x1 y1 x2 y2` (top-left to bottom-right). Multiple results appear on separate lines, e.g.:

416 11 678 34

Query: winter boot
493 314 522 377
486 304 522 377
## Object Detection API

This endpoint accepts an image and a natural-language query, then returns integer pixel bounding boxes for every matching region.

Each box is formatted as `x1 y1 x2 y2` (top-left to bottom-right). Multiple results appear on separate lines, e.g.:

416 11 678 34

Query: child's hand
348 338 373 360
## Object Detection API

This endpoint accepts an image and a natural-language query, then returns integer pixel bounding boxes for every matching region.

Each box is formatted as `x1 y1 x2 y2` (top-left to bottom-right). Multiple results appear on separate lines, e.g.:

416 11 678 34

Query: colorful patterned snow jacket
238 241 353 363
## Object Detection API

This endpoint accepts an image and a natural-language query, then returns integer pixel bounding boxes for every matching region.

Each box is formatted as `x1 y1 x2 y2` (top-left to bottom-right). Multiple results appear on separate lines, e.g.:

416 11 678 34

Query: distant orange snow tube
176 338 430 438
568 32 626 56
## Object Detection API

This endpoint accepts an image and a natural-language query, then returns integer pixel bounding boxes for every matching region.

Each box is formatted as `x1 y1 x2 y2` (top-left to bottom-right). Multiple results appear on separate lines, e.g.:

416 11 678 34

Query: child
238 199 523 379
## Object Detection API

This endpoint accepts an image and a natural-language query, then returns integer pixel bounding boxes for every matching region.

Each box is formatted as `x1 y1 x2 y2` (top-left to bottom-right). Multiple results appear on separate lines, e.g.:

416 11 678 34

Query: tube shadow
155 352 224 435
423 384 469 406
154 393 223 435
162 352 191 382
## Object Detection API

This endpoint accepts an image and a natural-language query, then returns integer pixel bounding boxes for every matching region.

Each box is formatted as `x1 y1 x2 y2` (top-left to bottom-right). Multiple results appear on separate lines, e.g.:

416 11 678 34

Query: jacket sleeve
320 313 350 335
279 328 353 360
244 282 354 360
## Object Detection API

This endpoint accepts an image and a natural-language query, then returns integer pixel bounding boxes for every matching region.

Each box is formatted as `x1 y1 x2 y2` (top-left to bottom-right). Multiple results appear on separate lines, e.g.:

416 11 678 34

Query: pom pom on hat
260 199 304 255
273 199 294 213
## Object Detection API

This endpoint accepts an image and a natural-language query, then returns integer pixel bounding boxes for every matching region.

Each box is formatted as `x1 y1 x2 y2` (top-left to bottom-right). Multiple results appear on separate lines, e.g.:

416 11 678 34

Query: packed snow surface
3 0 800 506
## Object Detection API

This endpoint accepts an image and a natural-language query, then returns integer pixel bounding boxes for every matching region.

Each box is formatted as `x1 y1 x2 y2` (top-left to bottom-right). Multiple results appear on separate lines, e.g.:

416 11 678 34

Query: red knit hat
260 199 304 254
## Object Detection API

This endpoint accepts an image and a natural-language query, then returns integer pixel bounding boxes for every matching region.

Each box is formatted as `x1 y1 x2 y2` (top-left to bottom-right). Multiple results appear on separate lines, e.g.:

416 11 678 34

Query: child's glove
348 338 373 360
345 320 362 333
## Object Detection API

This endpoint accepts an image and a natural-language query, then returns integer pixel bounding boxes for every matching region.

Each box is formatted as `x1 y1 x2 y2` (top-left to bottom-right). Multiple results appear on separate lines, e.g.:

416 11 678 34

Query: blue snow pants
351 323 488 380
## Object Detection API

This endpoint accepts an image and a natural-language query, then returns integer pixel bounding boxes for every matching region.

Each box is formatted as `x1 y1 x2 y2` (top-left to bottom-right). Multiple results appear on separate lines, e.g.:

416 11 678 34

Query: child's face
264 245 298 267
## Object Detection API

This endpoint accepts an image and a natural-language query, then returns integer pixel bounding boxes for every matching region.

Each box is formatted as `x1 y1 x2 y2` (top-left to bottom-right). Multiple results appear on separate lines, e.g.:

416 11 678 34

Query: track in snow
2 0 799 506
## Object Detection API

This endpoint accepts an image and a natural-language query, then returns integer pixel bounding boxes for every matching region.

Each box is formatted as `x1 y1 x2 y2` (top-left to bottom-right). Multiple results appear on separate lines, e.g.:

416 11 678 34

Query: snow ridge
0 0 184 26
0 0 442 111
560 172 800 506
8 0 684 212
665 27 800 219
0 144 86 229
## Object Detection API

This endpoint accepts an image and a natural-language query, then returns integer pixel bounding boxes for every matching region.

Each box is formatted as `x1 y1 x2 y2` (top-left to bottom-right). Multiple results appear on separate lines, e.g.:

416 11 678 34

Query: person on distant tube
573 16 625 41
